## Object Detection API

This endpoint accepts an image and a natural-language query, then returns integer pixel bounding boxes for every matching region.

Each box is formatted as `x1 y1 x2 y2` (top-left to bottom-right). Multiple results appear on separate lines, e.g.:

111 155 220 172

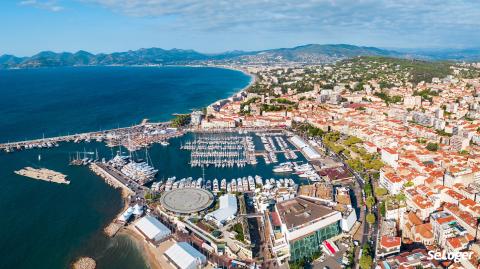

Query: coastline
201 65 256 108
216 65 256 97
1 65 253 269
103 187 131 237
119 225 164 269
99 65 255 269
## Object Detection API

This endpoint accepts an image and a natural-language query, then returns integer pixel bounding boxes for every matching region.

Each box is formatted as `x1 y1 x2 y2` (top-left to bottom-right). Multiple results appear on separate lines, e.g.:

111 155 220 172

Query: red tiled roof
270 211 282 227
380 236 401 249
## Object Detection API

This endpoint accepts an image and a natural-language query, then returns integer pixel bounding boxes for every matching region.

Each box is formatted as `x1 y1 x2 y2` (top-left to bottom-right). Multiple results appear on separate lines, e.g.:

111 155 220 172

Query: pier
0 121 180 153
89 163 135 196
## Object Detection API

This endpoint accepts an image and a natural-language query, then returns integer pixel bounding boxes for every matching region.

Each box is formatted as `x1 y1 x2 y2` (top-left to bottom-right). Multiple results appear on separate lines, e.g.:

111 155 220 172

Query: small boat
160 141 169 146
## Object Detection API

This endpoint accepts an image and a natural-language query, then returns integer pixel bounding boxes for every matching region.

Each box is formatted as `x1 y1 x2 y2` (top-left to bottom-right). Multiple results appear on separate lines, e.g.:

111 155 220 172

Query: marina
2 127 336 269
0 66 253 269
181 131 303 170
2 124 329 269
181 134 256 167
160 174 296 194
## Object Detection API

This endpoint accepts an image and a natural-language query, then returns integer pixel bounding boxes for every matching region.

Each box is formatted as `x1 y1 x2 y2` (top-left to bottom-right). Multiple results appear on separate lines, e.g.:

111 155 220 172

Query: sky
1 0 480 56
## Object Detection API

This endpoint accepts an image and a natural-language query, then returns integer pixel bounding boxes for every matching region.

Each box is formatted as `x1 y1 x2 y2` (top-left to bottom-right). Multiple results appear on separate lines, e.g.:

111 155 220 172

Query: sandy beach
120 225 176 269
199 65 256 111
221 66 256 96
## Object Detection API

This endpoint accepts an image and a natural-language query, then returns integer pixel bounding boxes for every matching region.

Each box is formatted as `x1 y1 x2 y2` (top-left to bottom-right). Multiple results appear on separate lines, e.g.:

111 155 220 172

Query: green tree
374 187 388 197
364 183 373 197
307 126 325 137
171 114 191 127
366 213 376 225
324 131 341 142
346 158 363 172
359 254 373 269
364 159 384 171
396 193 407 203
426 142 439 151
366 196 376 211
231 223 246 242
344 136 363 146
362 243 371 255
379 201 386 217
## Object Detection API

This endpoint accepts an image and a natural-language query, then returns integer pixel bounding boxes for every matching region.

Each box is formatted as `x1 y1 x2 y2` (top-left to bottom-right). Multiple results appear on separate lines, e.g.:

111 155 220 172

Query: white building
201 118 236 129
164 242 207 269
450 135 470 151
381 148 399 169
190 111 204 126
379 170 404 195
205 194 238 227
274 197 342 263
430 211 467 248
340 209 357 232
403 95 422 108
134 215 171 242
290 135 321 160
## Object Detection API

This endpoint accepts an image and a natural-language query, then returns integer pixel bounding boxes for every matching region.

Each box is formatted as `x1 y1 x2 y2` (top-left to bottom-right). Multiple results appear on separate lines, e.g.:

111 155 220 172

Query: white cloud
82 0 480 33
19 0 64 12
60 0 480 47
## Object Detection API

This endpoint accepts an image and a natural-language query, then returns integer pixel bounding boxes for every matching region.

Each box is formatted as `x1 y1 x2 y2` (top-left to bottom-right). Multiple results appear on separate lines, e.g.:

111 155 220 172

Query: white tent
134 215 171 242
205 194 237 227
117 206 134 222
164 242 207 269
133 204 144 216
290 135 321 159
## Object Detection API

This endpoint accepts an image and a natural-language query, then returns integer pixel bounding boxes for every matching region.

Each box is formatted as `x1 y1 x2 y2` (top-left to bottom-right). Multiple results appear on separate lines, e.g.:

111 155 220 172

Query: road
92 162 148 205
314 137 380 266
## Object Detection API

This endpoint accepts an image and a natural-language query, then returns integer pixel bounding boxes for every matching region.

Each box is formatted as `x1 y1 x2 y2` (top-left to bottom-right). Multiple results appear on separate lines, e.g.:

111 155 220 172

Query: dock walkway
89 163 135 195
0 121 172 153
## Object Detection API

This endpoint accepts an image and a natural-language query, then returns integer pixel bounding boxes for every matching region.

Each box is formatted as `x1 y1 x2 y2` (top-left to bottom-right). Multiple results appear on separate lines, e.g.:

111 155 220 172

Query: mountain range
1 44 479 69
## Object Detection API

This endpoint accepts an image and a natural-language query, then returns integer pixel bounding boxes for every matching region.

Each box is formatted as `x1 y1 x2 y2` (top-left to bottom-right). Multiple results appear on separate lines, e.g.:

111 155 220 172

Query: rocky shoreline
72 257 96 269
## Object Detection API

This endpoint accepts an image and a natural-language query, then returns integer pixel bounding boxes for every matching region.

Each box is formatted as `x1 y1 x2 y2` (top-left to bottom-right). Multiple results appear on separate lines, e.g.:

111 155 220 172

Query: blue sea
0 66 251 143
0 66 251 269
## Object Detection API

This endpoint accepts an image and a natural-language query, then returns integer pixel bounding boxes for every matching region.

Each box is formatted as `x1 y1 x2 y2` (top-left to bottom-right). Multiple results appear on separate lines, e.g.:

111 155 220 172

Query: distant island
2 44 480 69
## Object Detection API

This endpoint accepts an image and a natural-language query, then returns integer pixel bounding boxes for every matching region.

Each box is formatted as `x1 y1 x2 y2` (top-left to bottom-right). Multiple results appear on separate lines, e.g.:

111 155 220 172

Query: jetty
0 121 182 153
14 167 70 184
89 163 135 196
